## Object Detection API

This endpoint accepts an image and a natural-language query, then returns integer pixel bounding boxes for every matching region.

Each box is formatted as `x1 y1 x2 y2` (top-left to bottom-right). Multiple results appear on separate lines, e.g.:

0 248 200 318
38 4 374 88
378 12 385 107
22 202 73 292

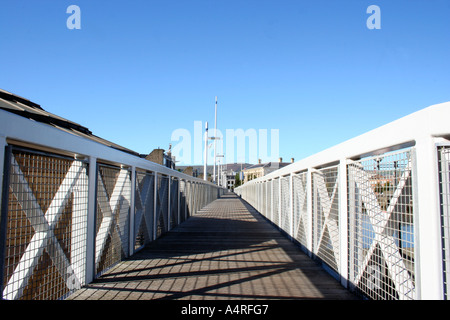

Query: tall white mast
204 121 208 181
213 96 217 183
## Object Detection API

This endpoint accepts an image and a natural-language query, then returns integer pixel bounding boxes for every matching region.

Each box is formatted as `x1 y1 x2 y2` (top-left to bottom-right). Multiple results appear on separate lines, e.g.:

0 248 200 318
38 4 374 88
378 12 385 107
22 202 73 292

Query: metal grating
188 182 195 216
262 183 267 218
156 175 169 238
265 181 272 221
272 178 279 226
185 181 192 218
438 146 450 299
2 148 88 300
312 165 340 273
293 171 308 247
280 176 290 234
0 143 221 300
134 170 154 251
95 164 131 277
170 177 179 229
347 149 415 300
179 179 187 223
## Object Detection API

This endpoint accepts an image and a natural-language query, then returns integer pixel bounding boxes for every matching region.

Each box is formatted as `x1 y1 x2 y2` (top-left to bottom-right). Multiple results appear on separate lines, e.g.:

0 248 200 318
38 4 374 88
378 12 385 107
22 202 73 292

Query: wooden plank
68 194 358 300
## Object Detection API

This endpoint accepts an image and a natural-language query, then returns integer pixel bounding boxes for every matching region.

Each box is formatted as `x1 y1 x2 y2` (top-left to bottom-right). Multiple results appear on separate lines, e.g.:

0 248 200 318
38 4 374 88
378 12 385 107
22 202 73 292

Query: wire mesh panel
272 178 279 226
347 149 415 300
200 183 205 212
185 181 192 218
179 180 187 223
2 147 88 300
312 165 339 273
196 184 202 212
280 176 291 234
187 182 193 216
265 181 272 221
255 183 258 209
293 171 309 248
134 170 154 251
95 164 131 277
438 146 450 299
261 182 267 218
192 183 198 215
156 174 169 238
170 177 179 229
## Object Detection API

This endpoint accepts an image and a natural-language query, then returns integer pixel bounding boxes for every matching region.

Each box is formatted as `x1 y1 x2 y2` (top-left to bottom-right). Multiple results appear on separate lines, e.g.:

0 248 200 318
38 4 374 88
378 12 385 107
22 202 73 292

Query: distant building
177 163 252 189
219 163 251 190
242 157 294 183
142 146 176 169
224 173 236 190
177 165 213 177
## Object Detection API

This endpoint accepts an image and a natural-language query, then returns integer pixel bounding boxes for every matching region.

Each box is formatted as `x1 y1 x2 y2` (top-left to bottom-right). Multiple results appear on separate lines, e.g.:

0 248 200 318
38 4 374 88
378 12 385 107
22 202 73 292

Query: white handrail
238 101 450 183
0 108 215 184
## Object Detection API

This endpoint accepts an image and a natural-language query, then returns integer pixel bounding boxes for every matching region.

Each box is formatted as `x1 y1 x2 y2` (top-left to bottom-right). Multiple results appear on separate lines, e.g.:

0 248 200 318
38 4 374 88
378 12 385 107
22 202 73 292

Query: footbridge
1 90 450 300
66 193 356 300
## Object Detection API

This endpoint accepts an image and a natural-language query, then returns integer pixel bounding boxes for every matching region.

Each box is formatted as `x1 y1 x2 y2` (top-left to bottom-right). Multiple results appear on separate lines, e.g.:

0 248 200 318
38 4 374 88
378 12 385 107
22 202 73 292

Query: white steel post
153 173 158 240
213 96 217 183
0 136 7 216
85 156 97 284
177 178 181 225
187 181 192 218
259 182 262 213
290 173 294 239
184 180 188 221
71 154 89 287
306 168 313 257
270 179 274 222
0 140 10 299
415 137 444 300
338 159 348 288
129 166 136 256
266 180 269 218
347 159 357 292
278 178 282 228
168 176 171 231
192 182 196 216
204 122 208 181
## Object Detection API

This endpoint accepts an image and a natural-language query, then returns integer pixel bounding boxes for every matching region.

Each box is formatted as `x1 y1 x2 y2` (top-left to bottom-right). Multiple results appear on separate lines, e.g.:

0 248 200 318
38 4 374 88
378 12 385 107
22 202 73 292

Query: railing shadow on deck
76 194 359 300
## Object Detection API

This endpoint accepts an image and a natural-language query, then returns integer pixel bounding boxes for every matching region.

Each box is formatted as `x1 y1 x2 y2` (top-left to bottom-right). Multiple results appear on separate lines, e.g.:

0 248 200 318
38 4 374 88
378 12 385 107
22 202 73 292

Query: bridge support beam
338 159 349 289
0 136 7 223
129 166 136 256
85 156 97 285
415 137 444 300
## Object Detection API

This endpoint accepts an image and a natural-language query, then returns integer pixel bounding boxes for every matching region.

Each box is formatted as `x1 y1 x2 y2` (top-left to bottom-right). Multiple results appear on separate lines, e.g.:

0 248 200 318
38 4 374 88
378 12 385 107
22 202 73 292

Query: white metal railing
438 145 450 299
0 108 224 300
236 101 450 300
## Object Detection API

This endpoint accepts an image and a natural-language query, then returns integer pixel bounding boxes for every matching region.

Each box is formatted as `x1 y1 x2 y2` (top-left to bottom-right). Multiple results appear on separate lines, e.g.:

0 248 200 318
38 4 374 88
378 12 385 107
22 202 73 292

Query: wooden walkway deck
67 193 358 300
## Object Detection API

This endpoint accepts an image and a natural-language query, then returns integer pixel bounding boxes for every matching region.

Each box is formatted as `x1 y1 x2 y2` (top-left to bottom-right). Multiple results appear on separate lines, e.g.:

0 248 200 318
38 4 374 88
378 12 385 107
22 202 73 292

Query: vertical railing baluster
129 166 136 256
85 156 97 285
415 139 444 299
338 159 348 289
0 145 12 300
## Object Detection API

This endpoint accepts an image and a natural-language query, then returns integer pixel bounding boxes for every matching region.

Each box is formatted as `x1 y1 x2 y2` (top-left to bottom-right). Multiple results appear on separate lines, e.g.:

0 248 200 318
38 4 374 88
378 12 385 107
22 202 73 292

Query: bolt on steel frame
236 102 450 300
0 109 224 300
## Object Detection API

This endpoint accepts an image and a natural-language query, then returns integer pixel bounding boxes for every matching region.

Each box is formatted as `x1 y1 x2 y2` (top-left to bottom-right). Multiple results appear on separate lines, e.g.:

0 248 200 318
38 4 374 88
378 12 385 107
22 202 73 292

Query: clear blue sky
1 1 449 165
